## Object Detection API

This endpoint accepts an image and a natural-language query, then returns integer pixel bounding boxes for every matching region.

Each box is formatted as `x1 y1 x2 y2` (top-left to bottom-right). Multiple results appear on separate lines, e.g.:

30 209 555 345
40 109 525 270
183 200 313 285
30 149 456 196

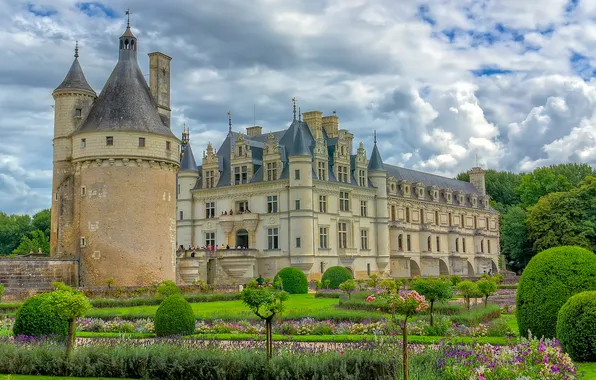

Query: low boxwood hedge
12 293 68 339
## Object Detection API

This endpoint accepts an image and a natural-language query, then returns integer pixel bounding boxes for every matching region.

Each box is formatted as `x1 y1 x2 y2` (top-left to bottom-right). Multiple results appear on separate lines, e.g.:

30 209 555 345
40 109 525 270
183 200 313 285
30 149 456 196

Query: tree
411 278 453 326
457 169 523 207
500 206 533 269
457 281 481 311
477 279 497 307
526 177 596 253
516 167 572 208
12 230 50 255
240 286 288 360
367 274 380 288
31 209 51 239
0 213 32 255
339 279 356 299
367 291 428 380
549 163 596 187
0 283 4 303
104 278 114 290
43 283 91 358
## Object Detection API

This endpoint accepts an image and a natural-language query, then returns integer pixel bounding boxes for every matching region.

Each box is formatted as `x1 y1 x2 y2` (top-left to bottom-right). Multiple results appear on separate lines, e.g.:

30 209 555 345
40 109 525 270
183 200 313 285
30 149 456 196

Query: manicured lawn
87 294 385 320
577 362 596 378
501 314 518 335
0 376 126 379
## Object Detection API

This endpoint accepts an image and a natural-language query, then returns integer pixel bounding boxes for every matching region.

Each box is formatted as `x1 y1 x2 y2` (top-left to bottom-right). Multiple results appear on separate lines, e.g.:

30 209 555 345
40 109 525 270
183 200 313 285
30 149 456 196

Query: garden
0 246 595 379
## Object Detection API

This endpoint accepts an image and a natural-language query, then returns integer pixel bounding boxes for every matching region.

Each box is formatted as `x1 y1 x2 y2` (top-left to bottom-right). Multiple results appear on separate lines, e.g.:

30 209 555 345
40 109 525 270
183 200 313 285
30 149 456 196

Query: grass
577 362 596 378
501 314 518 336
0 376 127 380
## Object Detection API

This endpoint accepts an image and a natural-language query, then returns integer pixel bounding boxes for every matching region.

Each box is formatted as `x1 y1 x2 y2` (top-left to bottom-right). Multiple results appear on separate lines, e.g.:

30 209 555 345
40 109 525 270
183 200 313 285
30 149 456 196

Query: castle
175 107 500 285
50 20 179 286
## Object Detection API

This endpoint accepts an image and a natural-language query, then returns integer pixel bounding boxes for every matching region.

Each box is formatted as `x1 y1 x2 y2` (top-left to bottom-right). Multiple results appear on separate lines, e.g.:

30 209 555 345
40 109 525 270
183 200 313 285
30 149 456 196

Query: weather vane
125 8 131 27
292 97 297 120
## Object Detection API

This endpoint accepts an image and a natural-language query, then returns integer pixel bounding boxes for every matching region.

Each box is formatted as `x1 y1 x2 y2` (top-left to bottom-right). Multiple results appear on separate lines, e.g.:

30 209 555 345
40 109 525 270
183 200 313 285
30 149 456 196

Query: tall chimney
468 167 486 196
148 52 172 128
322 114 339 138
303 111 322 138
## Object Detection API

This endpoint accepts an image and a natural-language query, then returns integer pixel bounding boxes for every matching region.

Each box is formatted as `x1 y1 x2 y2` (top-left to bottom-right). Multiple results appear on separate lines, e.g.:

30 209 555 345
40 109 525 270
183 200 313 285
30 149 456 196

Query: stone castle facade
176 107 500 285
50 22 179 286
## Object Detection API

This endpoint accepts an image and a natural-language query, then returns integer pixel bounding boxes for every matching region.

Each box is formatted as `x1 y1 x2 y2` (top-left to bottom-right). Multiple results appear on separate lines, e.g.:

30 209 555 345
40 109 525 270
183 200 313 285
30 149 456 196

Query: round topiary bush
322 266 353 289
516 246 596 339
276 267 308 294
556 291 596 362
13 293 68 339
154 295 196 337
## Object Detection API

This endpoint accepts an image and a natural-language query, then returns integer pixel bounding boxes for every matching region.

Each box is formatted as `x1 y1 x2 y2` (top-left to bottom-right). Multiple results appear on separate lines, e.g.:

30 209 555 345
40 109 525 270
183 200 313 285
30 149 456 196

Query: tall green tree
0 213 32 255
501 206 533 269
526 177 596 253
411 277 453 326
549 163 596 187
516 167 573 208
13 230 50 254
31 209 51 238
457 169 523 208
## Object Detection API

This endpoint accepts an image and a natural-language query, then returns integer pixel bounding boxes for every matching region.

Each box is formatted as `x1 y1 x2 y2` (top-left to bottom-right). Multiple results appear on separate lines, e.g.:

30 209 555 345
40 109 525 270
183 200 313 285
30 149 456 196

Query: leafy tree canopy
0 209 51 255
500 206 533 269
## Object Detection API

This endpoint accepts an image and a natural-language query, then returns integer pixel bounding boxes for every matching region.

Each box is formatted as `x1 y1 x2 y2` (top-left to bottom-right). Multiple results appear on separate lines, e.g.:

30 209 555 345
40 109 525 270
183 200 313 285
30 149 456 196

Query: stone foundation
0 257 78 293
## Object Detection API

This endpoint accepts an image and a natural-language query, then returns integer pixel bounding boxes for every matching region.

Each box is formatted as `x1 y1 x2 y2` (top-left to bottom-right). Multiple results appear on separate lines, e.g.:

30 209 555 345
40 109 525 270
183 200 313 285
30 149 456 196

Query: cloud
0 0 595 214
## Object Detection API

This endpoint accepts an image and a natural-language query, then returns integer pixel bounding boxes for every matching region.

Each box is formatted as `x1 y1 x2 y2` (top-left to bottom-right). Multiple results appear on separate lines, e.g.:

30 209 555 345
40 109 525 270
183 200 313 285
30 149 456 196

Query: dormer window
405 186 410 194
238 146 243 156
433 191 438 199
459 195 464 204
419 189 423 196
80 138 86 148
391 184 395 192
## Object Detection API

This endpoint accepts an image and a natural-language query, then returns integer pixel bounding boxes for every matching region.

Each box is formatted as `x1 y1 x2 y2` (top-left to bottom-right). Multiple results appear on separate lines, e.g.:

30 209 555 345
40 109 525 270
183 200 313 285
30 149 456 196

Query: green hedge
0 341 441 379
517 246 596 339
321 266 352 289
449 304 501 326
154 295 196 337
276 267 308 294
12 293 68 339
314 292 341 299
90 292 240 308
556 291 596 362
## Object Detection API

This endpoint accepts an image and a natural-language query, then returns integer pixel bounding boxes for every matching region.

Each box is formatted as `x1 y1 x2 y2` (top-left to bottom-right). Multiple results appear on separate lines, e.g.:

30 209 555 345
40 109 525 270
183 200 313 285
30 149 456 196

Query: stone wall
0 258 78 293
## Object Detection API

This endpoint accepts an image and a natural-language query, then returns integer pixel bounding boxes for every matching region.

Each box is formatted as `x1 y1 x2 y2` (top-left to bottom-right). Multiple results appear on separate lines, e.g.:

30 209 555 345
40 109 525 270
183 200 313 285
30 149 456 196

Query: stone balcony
338 247 359 260
218 212 260 224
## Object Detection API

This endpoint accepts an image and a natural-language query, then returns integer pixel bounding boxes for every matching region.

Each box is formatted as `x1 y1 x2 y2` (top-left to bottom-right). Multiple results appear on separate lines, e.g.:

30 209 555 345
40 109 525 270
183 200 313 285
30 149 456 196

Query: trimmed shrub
276 267 308 294
154 295 195 337
517 246 596 339
156 280 181 298
556 291 596 362
322 266 353 289
13 293 68 339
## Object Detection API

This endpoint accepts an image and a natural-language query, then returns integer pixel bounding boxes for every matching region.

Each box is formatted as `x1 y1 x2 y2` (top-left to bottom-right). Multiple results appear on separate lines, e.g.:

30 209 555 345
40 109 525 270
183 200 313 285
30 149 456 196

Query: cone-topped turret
72 18 175 138
288 121 311 157
368 131 385 171
180 128 198 172
54 42 95 95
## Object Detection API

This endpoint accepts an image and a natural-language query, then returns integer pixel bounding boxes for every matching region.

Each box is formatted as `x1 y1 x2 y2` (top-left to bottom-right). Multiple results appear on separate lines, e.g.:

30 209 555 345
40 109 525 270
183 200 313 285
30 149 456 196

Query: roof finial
74 40 79 58
298 107 301 121
333 110 336 115
292 97 296 120
227 111 232 133
374 130 377 144
125 8 131 28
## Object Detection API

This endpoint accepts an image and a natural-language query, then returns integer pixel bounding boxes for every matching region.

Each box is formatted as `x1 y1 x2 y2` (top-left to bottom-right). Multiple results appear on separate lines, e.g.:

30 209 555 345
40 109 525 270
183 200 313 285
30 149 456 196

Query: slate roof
385 164 479 193
54 57 95 94
368 143 385 171
180 143 198 171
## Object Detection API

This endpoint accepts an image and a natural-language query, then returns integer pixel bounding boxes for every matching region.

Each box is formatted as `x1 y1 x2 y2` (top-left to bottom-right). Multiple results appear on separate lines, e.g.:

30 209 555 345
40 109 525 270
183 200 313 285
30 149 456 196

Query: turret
468 167 486 196
50 42 96 257
177 127 199 248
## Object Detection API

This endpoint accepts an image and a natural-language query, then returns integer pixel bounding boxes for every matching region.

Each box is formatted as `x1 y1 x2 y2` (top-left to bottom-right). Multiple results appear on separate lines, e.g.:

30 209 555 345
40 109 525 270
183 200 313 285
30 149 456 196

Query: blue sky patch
570 51 596 80
76 2 117 18
566 0 580 13
27 4 57 17
471 67 513 77
417 4 435 26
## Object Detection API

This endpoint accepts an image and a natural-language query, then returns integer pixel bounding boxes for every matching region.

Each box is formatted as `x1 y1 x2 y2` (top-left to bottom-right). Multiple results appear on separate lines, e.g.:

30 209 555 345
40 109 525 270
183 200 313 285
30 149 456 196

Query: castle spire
228 111 232 133
298 107 301 121
53 41 95 95
74 40 79 58
119 9 137 61
368 130 385 171
292 97 296 120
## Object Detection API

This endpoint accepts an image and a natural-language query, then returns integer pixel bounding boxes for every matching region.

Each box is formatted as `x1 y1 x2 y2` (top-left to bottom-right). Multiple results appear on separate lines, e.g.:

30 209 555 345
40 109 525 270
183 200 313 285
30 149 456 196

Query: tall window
480 239 484 253
294 169 300 180
205 232 215 247
337 165 349 183
236 201 248 213
461 214 465 227
427 236 432 251
474 216 478 229
487 240 491 253
80 138 86 148
319 195 327 213
420 209 425 224
234 166 248 185
166 141 171 150
360 229 369 250
406 234 411 251
406 207 410 222
398 234 403 250
367 263 371 276
205 170 215 188
462 238 466 253
205 201 215 218
391 205 396 221
179 211 184 220
296 237 301 248
436 236 440 252
358 169 366 186
267 228 279 249
455 239 459 252
360 200 367 217
435 211 439 225
267 195 278 213
318 161 327 180
238 146 243 156
338 222 348 248
319 227 328 249
449 212 452 226
295 199 301 210
485 217 489 230
339 191 350 211
267 162 278 181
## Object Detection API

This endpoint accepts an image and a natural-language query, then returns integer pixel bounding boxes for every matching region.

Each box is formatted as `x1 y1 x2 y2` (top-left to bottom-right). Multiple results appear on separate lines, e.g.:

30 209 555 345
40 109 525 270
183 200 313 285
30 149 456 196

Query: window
81 186 86 196
358 169 366 187
319 227 328 249
449 212 452 226
420 209 424 224
75 108 82 117
455 239 459 252
178 184 180 195
205 201 215 218
447 194 452 201
266 162 278 181
296 237 301 248
106 136 113 146
294 169 300 180
339 191 350 211
238 146 243 156
295 199 301 210
337 165 349 183
55 192 58 201
320 262 324 273
434 191 438 199
398 234 403 250
485 217 489 230
480 239 484 253
80 237 86 248
461 214 465 227
488 240 491 253
205 232 215 247
267 228 279 249
236 200 248 213
427 236 432 251
391 205 396 221
179 211 184 220
267 195 278 213
360 200 367 217
166 141 171 150
80 138 86 148
406 207 410 222
474 216 478 229
319 195 327 213
419 188 423 197
361 229 369 250
436 236 440 252
406 234 411 251
405 185 410 195
234 166 248 184
338 222 348 248
435 211 439 225
205 170 215 188
462 238 466 253
139 137 145 147
367 263 371 276
341 146 345 156
318 161 327 180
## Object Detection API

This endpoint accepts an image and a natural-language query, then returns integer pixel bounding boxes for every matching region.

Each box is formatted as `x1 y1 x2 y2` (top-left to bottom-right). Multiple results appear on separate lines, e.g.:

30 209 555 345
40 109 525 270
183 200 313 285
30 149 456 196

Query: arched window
125 39 129 49
436 236 440 252
480 240 484 253
427 236 432 251
131 40 135 49
398 234 403 250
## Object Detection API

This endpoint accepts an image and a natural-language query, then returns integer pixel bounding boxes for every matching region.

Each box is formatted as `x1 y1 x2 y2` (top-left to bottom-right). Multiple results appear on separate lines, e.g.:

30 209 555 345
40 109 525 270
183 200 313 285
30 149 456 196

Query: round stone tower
70 22 180 286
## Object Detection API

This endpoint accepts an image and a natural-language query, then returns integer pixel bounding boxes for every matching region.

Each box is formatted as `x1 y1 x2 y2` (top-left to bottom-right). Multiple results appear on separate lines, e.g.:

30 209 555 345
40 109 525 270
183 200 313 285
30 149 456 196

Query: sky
1 0 596 215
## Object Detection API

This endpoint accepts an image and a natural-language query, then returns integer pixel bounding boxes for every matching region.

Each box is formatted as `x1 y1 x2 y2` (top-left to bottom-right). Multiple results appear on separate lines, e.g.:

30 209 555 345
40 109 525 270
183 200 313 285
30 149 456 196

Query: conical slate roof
54 57 95 94
288 122 311 156
368 142 385 171
180 143 198 171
